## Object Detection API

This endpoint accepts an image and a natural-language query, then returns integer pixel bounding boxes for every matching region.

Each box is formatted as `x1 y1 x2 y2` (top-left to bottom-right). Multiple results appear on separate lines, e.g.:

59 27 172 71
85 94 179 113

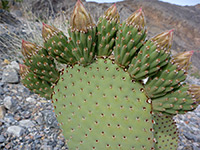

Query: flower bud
19 64 29 77
70 0 94 32
126 8 146 31
42 23 59 41
151 29 174 51
104 4 119 22
21 40 39 58
173 51 193 71
188 84 200 103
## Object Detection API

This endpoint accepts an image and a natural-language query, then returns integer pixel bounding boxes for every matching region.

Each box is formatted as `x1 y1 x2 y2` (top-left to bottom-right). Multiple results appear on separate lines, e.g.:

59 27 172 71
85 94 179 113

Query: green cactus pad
24 47 59 83
152 84 198 115
128 40 170 80
52 58 154 149
153 113 178 150
21 70 52 99
68 26 96 65
97 16 118 56
145 60 187 98
44 31 77 64
114 22 146 67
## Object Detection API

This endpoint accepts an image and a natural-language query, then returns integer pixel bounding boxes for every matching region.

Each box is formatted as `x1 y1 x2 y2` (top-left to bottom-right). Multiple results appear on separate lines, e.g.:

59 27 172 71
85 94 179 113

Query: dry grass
0 2 70 62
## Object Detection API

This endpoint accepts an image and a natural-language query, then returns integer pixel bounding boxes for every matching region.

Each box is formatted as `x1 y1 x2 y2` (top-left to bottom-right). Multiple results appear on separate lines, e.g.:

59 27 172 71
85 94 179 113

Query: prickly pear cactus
19 0 200 149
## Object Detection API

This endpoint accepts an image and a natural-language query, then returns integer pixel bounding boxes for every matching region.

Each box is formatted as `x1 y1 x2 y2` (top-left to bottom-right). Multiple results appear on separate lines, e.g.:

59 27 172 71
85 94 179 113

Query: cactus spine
19 1 200 149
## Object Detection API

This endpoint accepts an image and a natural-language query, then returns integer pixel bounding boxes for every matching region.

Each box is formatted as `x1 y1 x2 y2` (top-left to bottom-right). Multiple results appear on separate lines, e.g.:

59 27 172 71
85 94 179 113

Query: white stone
4 96 14 110
26 97 36 103
6 61 19 71
10 61 19 71
19 119 34 128
7 126 24 137
2 68 19 83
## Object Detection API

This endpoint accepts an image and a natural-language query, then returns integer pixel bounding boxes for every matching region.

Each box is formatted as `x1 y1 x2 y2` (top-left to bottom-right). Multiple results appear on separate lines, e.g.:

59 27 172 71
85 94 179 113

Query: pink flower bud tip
42 23 49 29
76 0 82 6
189 50 194 55
169 29 174 33
139 8 142 12
22 39 28 45
19 64 23 68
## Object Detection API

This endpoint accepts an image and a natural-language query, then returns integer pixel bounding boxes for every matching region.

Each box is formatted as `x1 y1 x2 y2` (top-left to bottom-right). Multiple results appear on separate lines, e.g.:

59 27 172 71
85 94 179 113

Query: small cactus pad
68 0 96 65
52 59 154 149
152 84 198 115
128 30 173 80
96 4 119 56
153 113 178 150
145 51 193 98
42 24 77 64
22 40 59 83
114 8 146 67
19 64 52 99
145 60 187 98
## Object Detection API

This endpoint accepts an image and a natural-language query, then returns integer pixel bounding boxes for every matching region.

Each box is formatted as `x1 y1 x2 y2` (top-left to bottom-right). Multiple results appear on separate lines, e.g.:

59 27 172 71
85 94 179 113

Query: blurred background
0 0 200 149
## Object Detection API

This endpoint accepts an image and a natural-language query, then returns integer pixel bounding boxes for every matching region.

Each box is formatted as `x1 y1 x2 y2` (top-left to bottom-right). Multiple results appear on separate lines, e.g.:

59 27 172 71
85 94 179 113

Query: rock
42 110 58 128
34 115 44 125
26 97 36 103
6 61 19 71
193 145 200 150
19 119 34 128
2 68 19 83
40 145 53 150
0 135 5 143
193 134 200 143
0 105 6 119
0 9 21 26
7 126 24 137
4 115 15 123
3 96 14 110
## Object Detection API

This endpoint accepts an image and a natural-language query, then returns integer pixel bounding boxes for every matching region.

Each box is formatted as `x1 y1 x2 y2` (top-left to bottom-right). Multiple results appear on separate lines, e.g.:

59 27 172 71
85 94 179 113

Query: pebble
26 97 36 103
0 105 6 119
3 96 14 110
10 61 20 71
19 119 34 128
4 115 15 124
1 68 19 83
0 135 5 143
7 126 24 137
41 145 53 150
34 115 44 125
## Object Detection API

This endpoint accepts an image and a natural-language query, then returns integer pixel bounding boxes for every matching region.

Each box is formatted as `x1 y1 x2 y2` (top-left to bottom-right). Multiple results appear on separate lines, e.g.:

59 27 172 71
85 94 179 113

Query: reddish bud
151 29 174 51
42 23 59 41
21 40 39 58
173 51 193 71
70 0 95 32
104 4 119 22
126 8 146 31
188 84 200 103
19 64 29 77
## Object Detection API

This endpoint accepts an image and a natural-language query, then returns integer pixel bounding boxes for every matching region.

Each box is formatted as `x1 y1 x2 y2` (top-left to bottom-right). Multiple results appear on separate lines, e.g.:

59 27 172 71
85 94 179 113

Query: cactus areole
19 0 200 149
